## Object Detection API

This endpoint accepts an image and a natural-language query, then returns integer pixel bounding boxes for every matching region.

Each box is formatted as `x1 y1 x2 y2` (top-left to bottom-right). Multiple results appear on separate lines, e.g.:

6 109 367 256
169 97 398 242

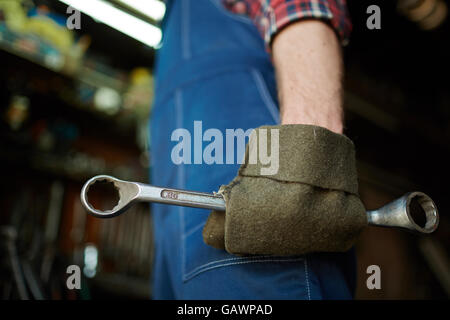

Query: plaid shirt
223 0 352 49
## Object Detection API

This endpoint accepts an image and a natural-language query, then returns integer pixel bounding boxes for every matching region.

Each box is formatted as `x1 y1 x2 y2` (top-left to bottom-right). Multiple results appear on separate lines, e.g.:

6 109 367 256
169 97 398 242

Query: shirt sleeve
223 0 352 49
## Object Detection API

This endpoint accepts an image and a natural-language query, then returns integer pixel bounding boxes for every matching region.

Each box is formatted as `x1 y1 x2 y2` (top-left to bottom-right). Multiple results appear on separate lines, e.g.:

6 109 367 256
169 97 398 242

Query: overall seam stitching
183 257 305 282
175 89 187 285
250 68 280 124
182 0 191 60
304 258 311 300
185 255 276 278
182 222 206 239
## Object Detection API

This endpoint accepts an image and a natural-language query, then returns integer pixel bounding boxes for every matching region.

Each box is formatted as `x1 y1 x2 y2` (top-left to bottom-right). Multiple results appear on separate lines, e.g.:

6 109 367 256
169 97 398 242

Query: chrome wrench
81 175 225 218
80 175 439 234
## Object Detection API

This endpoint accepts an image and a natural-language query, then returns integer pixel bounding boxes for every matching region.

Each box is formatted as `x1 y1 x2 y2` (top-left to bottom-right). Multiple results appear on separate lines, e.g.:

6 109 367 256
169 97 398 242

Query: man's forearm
272 21 344 134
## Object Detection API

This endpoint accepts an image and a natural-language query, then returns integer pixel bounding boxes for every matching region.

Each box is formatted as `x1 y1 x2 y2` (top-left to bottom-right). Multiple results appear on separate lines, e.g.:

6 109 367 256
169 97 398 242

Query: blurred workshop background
0 0 448 300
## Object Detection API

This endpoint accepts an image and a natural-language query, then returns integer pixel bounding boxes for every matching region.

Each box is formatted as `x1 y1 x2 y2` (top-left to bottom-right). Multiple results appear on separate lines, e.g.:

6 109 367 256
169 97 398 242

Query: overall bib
150 0 355 299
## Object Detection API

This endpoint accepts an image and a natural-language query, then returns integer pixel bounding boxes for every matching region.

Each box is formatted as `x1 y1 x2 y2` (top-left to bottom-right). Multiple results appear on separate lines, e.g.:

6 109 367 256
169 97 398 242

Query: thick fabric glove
202 124 367 256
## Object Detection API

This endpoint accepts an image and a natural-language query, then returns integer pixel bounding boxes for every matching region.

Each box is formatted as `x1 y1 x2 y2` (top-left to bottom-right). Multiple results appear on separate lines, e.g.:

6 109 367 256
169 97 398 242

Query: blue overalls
150 0 356 299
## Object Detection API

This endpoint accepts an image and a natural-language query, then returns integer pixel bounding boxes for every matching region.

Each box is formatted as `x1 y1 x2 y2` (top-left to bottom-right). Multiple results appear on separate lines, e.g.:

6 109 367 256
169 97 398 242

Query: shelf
0 23 143 135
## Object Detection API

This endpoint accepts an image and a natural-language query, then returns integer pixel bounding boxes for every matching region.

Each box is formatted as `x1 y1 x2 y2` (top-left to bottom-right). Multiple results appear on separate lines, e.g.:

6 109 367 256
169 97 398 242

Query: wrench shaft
136 183 226 211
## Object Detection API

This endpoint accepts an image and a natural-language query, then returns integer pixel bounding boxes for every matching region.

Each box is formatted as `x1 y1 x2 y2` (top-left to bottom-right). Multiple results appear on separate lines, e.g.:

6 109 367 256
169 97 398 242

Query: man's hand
272 21 344 134
203 125 367 255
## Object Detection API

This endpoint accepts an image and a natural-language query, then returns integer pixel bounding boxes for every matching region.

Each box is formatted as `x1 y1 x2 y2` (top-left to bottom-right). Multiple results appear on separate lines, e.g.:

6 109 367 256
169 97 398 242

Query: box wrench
81 175 439 234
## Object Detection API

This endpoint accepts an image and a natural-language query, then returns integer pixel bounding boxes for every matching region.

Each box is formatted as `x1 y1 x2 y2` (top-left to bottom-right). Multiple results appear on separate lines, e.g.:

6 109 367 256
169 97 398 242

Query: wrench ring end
80 175 138 218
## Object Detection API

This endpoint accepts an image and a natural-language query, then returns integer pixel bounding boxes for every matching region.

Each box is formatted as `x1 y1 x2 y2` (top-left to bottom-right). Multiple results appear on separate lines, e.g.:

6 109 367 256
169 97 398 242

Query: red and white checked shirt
222 0 352 49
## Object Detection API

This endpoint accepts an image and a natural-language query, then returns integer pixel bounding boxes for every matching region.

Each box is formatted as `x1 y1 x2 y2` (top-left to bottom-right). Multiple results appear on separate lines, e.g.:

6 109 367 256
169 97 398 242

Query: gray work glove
202 124 367 256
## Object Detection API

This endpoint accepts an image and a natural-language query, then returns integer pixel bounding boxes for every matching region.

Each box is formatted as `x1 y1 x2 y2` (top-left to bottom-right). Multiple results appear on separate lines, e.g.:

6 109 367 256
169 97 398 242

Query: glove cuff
239 124 359 195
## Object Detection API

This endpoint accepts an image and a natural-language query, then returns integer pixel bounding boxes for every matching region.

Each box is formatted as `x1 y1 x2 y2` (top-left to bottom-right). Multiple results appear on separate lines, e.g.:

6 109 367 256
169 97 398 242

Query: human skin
272 20 344 134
